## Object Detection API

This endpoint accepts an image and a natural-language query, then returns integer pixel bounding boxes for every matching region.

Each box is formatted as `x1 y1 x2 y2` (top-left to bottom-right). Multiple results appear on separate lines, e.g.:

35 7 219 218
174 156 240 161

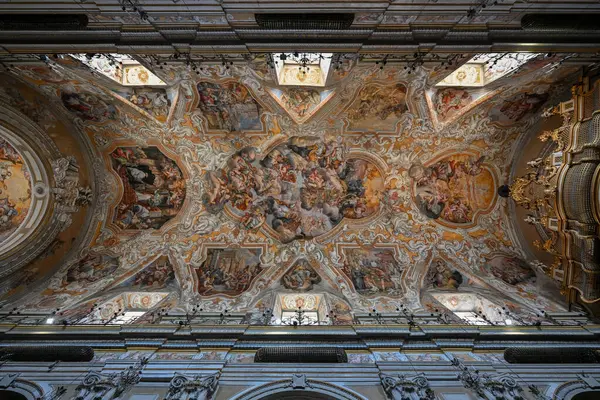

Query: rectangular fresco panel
409 153 495 226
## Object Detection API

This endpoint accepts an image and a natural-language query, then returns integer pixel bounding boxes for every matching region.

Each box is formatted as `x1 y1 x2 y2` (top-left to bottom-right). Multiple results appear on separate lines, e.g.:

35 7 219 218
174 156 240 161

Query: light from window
70 54 166 86
272 52 332 87
436 53 540 87
454 311 490 325
280 310 319 325
108 311 146 325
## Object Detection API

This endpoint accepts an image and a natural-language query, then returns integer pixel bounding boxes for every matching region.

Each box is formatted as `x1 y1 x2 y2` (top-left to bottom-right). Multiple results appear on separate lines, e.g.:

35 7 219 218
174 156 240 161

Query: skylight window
272 52 332 87
71 53 166 86
436 53 540 87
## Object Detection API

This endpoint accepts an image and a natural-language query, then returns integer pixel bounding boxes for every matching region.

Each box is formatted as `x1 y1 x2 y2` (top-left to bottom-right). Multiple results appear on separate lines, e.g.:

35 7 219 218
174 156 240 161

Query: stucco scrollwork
51 156 92 232
165 372 220 400
75 358 147 400
380 373 435 400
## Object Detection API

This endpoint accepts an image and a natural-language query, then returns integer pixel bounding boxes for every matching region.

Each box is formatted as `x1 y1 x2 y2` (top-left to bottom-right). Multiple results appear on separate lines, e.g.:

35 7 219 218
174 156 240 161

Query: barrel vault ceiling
0 48 580 323
0 0 598 321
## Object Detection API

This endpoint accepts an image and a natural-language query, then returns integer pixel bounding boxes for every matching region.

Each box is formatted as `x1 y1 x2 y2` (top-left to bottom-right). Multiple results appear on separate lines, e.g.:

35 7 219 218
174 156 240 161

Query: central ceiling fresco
0 53 577 322
204 136 384 243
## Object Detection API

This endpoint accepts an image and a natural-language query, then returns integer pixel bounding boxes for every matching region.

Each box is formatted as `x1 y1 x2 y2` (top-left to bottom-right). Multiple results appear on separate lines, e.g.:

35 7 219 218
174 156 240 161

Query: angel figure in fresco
202 170 230 213
0 198 19 233
0 162 12 183
0 140 19 164
436 88 471 120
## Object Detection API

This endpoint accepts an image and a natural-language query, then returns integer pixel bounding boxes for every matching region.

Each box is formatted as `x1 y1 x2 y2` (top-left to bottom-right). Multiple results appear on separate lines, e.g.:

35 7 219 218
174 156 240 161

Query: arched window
0 390 28 400
572 391 600 400
260 393 338 400
231 376 367 400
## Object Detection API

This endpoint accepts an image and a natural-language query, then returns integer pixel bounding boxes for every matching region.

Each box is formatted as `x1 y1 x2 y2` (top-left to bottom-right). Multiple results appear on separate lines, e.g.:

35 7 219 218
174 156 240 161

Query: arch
0 390 27 400
572 391 600 400
231 377 368 400
553 380 600 400
0 123 51 259
0 378 45 400
259 392 338 400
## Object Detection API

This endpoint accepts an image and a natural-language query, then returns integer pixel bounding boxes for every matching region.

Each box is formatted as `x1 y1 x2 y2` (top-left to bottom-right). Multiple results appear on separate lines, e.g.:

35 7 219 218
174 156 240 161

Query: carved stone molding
75 359 147 400
232 375 367 400
0 373 45 399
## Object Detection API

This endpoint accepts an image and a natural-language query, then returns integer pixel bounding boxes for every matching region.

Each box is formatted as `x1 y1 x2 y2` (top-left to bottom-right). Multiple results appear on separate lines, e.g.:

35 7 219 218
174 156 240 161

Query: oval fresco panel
0 137 32 246
110 146 186 230
203 136 384 243
409 152 496 227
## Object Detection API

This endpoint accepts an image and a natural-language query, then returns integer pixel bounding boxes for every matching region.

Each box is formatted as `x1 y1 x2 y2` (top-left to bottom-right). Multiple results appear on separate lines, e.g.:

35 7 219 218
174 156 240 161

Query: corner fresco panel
60 91 117 122
197 81 262 131
344 82 408 132
118 256 175 289
342 248 404 297
195 248 263 296
486 254 536 286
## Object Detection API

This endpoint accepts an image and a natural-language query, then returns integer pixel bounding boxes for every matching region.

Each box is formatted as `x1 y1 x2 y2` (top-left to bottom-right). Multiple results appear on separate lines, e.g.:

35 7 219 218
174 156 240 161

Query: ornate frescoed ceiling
0 137 31 244
0 52 581 323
